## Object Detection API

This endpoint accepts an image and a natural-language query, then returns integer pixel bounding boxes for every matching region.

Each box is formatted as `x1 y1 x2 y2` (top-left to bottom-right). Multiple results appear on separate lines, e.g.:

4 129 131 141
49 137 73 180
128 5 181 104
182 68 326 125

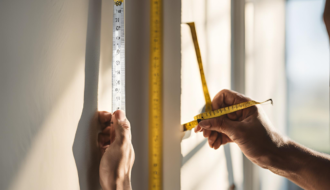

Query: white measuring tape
112 0 126 112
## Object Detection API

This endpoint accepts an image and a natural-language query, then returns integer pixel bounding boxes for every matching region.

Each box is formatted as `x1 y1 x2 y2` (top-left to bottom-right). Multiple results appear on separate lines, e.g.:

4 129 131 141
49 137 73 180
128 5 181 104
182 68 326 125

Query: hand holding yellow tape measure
182 22 272 132
148 19 272 189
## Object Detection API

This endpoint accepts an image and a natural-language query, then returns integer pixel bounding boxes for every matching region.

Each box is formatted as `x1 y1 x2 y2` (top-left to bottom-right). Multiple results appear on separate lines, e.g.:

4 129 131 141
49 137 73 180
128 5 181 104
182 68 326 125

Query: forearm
268 140 330 190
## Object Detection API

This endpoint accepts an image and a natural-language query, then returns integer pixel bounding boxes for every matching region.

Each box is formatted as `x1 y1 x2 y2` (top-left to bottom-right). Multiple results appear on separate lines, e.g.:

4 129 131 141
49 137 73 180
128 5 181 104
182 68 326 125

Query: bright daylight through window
286 0 329 153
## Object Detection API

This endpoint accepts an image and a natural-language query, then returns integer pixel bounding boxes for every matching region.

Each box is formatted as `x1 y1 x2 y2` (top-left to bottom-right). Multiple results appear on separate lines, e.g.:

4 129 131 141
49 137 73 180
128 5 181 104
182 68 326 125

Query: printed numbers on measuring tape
183 99 273 131
186 22 213 112
112 0 126 112
149 0 163 189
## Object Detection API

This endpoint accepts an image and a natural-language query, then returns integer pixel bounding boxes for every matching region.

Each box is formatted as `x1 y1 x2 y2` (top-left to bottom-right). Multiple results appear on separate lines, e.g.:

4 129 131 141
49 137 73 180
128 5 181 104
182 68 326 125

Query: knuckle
98 111 108 117
220 89 230 94
118 134 131 146
118 119 131 130
122 122 131 130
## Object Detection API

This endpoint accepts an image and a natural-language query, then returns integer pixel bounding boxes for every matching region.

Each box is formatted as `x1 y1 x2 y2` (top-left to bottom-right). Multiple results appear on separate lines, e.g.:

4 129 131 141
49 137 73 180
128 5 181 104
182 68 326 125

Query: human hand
195 89 284 169
98 110 135 190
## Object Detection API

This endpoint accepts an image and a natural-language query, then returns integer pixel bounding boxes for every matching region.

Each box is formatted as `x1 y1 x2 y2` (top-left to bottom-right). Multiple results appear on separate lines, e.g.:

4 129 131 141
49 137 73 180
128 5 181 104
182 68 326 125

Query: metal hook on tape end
182 104 206 140
269 99 273 105
262 98 273 105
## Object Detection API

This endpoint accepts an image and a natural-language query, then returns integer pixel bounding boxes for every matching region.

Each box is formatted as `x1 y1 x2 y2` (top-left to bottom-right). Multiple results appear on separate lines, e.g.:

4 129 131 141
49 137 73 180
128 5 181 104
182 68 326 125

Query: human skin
98 110 135 190
195 89 330 190
96 2 330 189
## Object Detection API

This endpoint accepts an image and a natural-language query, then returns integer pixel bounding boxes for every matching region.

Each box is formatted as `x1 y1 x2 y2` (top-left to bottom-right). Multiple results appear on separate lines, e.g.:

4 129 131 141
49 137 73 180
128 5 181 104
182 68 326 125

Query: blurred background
181 0 329 189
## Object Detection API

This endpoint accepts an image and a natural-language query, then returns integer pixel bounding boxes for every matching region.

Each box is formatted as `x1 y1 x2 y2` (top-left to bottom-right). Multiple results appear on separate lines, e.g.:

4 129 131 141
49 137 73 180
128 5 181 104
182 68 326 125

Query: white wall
0 0 91 189
0 0 182 189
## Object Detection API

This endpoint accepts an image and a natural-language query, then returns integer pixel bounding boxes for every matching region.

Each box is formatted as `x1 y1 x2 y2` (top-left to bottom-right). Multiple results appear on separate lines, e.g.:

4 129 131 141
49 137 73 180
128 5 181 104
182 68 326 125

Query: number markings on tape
149 0 163 189
112 0 126 112
183 99 273 131
186 22 213 112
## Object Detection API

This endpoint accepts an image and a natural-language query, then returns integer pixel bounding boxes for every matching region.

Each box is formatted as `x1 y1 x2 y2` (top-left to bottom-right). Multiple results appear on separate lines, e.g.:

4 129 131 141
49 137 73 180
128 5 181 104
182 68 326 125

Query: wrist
102 175 131 190
123 175 132 190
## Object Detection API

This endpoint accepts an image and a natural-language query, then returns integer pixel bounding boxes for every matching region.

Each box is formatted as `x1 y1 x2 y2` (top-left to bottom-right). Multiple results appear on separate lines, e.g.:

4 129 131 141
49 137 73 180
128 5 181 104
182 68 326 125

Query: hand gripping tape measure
182 22 272 190
182 23 272 131
183 99 272 131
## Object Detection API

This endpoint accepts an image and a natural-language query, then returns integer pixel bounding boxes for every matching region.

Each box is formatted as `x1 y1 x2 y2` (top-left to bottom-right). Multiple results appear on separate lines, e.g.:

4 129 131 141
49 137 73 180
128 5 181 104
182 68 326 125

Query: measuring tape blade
149 0 163 189
195 99 272 120
183 22 272 132
112 0 126 112
183 22 272 190
186 22 212 112
183 99 272 131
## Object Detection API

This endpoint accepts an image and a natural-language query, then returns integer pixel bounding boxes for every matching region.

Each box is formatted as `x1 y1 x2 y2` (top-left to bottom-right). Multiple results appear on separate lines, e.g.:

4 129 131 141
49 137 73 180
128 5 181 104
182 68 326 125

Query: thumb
113 110 131 144
199 116 239 136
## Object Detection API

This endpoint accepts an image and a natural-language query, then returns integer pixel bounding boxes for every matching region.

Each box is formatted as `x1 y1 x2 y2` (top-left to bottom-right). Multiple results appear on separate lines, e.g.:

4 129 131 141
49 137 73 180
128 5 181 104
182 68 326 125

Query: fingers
212 134 222 149
98 111 113 155
203 129 212 138
207 132 233 150
212 89 251 109
98 111 112 130
208 131 218 148
212 89 257 121
113 110 131 144
98 132 110 155
199 116 238 137
194 125 203 133
206 131 232 150
199 127 225 149
221 134 233 145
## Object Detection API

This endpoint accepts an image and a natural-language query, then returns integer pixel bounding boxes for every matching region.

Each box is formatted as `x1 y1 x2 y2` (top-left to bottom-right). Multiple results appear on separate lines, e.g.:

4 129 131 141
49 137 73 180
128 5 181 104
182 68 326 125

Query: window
286 0 329 153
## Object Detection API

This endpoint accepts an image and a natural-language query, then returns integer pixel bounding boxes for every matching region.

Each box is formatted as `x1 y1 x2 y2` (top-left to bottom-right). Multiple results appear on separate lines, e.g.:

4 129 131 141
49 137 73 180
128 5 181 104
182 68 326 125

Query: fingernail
115 110 126 120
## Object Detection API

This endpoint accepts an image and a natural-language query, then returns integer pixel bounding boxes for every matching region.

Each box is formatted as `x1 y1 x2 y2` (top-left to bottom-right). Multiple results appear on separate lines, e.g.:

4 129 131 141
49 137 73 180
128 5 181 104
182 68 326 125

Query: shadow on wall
72 0 102 189
0 0 99 189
